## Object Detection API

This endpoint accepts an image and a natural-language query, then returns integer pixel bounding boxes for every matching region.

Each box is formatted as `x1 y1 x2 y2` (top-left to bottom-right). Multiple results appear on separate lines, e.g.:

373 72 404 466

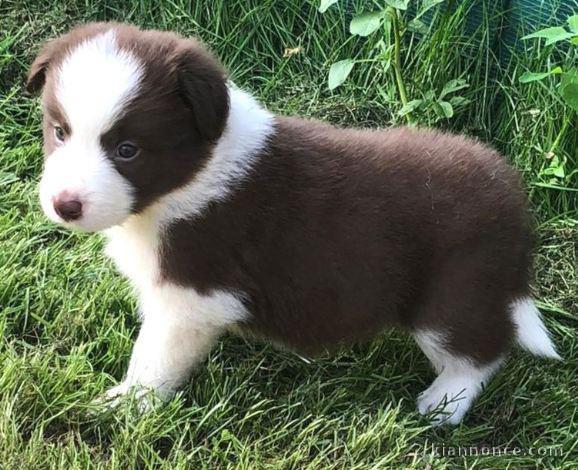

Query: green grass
0 0 577 468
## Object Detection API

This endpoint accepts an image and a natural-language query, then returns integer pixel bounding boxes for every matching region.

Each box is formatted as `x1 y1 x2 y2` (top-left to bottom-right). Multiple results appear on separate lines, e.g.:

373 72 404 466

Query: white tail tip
511 298 561 360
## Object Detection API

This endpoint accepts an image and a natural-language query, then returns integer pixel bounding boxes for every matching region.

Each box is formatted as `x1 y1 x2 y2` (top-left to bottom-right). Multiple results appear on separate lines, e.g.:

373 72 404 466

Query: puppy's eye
116 142 139 160
54 126 65 142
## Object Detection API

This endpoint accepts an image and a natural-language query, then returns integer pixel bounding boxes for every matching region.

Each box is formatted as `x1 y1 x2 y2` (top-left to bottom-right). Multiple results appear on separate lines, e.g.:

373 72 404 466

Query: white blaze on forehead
56 30 143 135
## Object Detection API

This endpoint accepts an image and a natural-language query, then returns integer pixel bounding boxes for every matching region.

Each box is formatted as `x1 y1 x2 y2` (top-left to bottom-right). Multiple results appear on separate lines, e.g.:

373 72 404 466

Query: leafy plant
399 78 470 123
321 0 469 125
519 13 578 187
520 14 578 114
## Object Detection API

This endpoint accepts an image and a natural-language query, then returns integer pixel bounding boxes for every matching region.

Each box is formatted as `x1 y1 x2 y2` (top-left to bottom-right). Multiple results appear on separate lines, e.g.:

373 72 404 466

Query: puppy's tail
511 297 561 360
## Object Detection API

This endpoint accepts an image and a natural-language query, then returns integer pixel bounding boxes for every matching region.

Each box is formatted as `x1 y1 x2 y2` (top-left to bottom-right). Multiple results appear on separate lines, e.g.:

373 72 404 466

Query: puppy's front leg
104 308 221 407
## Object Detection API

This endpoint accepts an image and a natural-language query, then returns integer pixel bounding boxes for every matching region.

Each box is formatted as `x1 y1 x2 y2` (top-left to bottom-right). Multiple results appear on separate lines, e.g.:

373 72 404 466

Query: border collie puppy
28 23 560 425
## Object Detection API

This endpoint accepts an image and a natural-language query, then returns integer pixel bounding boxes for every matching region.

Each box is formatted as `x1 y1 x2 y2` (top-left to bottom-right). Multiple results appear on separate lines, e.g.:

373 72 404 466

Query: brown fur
162 120 532 362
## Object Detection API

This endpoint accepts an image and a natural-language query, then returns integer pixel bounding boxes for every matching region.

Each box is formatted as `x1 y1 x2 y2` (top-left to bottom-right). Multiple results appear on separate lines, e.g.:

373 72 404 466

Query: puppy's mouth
39 184 130 233
37 149 136 233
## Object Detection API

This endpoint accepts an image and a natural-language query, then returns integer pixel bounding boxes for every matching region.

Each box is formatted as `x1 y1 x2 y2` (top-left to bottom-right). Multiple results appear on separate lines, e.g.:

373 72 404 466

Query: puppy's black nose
53 197 83 221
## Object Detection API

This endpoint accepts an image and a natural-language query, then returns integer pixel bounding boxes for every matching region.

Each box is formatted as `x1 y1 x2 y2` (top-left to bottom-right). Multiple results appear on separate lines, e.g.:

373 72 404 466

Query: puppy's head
28 23 229 231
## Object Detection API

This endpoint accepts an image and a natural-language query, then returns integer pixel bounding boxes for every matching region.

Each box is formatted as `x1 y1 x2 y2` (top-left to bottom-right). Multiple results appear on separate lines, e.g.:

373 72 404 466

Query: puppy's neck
134 85 272 228
156 84 275 224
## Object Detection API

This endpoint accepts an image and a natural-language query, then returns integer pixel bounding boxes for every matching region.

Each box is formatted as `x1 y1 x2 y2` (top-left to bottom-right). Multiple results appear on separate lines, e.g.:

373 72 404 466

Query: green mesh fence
504 0 578 45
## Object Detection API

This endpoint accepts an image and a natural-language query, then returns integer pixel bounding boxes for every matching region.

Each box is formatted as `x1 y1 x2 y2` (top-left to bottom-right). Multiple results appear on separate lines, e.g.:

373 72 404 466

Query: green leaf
567 14 578 33
350 11 384 36
449 96 470 107
543 155 565 178
559 68 578 113
328 59 355 90
424 90 435 101
399 99 423 115
384 0 409 10
522 26 576 46
519 67 563 83
437 101 454 118
553 166 565 178
408 18 428 34
415 0 445 20
319 0 339 13
440 78 469 98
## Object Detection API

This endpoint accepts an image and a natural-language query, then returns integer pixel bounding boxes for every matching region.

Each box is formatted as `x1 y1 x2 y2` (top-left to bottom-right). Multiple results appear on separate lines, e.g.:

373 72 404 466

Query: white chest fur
105 213 160 290
105 214 248 328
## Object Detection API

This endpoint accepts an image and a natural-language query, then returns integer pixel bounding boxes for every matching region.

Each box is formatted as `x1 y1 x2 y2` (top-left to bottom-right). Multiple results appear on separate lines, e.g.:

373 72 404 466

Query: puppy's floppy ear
175 39 229 142
26 38 60 94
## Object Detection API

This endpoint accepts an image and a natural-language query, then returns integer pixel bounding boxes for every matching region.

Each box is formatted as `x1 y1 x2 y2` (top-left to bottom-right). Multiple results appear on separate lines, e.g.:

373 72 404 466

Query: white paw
93 382 172 413
417 375 478 425
103 382 130 401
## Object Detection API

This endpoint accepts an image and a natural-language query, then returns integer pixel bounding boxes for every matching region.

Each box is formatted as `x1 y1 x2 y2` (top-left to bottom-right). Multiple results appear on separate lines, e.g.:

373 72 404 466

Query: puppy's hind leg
409 243 523 425
413 330 503 425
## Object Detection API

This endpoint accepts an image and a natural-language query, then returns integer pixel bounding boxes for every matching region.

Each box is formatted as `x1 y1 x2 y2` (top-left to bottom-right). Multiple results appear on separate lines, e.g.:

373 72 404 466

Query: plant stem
550 114 570 154
390 7 414 125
